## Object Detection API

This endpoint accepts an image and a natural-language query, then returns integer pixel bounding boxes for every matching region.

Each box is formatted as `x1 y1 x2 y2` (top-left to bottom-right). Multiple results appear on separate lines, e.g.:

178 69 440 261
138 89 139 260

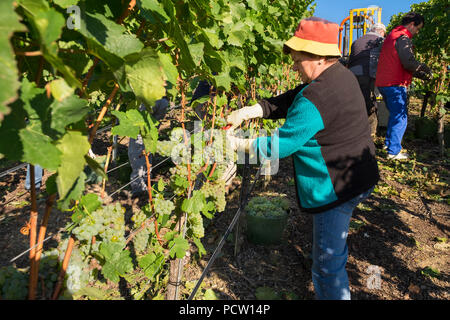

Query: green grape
188 212 205 238
154 198 175 216
72 203 126 247
133 228 151 253
214 116 227 128
169 127 188 143
200 180 227 213
156 140 178 157
0 266 28 300
245 195 289 218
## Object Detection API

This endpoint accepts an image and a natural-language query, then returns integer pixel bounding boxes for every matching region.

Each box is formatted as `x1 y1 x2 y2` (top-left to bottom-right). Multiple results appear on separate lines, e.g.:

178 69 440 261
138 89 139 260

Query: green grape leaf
138 252 164 280
203 289 219 300
79 193 102 213
173 175 189 189
49 79 75 102
193 237 206 258
225 21 249 47
169 237 189 259
201 201 215 219
202 28 223 49
84 155 107 180
78 12 144 70
45 173 58 195
17 0 49 13
0 0 26 122
19 127 61 170
141 111 159 154
181 190 206 215
137 0 170 24
55 131 90 199
72 193 102 223
164 230 176 242
100 241 133 283
188 42 204 67
158 51 178 89
58 170 86 211
157 178 165 192
111 109 143 139
124 48 166 107
214 71 231 92
49 95 90 135
53 0 80 8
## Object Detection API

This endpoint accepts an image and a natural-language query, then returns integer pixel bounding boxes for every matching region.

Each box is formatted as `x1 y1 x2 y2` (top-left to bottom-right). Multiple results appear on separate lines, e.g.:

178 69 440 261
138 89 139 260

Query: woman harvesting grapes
226 17 379 300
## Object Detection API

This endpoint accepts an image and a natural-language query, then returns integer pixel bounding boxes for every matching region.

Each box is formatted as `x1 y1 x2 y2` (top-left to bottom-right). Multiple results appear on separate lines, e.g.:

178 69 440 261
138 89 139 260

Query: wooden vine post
166 75 191 300
437 63 447 157
27 165 38 300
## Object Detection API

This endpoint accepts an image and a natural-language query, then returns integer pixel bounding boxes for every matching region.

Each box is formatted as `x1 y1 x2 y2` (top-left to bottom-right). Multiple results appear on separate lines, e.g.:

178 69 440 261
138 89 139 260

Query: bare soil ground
1 99 448 300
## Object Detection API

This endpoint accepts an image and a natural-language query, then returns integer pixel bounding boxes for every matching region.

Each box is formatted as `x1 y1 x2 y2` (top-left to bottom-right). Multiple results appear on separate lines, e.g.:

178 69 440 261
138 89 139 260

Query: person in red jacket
375 12 432 160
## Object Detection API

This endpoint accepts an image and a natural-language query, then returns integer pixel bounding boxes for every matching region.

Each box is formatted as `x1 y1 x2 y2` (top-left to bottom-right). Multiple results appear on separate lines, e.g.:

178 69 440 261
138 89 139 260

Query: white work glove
226 130 257 158
226 103 264 129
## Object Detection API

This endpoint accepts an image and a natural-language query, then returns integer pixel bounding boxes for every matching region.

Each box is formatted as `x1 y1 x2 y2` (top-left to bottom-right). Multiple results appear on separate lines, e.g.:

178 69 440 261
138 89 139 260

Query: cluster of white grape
200 180 227 213
72 203 127 251
213 116 227 128
154 197 175 217
156 140 178 157
245 195 290 218
205 129 237 163
56 238 92 296
38 249 60 298
131 210 152 253
0 265 28 299
188 211 204 239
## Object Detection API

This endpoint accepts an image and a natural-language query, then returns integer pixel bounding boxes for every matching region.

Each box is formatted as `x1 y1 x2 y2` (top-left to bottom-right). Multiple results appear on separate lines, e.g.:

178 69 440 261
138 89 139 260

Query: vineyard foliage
0 0 314 299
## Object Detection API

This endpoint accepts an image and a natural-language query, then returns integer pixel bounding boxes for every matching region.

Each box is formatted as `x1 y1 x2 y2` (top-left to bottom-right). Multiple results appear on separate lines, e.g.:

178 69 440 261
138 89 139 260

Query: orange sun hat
283 17 341 57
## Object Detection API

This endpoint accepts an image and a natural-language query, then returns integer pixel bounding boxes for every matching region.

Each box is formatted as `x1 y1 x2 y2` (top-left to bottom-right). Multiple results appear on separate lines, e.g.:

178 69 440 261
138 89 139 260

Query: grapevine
0 0 313 299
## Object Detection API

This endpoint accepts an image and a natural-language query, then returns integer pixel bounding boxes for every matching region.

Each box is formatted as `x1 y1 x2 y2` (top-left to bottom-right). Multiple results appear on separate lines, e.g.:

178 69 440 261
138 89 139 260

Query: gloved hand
414 63 433 81
226 103 263 129
226 131 256 154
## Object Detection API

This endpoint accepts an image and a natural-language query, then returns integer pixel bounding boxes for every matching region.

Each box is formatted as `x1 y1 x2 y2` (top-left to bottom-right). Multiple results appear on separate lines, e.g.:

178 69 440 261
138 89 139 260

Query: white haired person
226 17 380 300
347 22 386 136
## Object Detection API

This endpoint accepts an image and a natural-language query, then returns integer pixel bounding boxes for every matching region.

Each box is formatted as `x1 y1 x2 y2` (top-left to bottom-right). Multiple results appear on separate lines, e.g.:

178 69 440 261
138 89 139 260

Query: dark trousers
356 75 377 136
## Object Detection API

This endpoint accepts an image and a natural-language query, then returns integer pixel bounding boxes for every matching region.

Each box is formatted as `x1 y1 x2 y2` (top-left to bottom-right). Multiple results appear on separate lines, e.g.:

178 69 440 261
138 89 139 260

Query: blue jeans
378 86 408 155
26 164 43 190
312 187 373 300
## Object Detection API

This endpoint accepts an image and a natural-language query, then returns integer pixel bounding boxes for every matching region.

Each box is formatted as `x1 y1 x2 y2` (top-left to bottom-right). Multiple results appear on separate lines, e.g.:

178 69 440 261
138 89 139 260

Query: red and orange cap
283 17 341 57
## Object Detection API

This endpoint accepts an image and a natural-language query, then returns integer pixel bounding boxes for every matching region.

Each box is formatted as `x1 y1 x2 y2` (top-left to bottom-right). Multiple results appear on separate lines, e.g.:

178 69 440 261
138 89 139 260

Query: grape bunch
37 249 60 299
0 266 28 299
131 210 154 253
72 203 126 251
154 197 175 217
188 211 204 239
170 127 186 142
156 140 178 157
213 116 227 128
245 195 290 218
56 238 92 296
200 180 227 213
